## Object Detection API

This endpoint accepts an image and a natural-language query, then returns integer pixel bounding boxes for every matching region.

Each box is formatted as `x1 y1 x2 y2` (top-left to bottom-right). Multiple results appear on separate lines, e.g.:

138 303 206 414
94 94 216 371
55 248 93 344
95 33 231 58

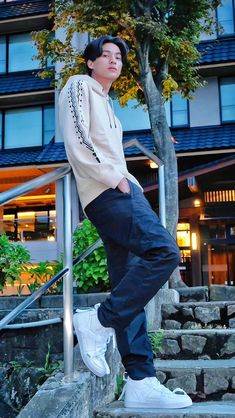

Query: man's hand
117 177 130 194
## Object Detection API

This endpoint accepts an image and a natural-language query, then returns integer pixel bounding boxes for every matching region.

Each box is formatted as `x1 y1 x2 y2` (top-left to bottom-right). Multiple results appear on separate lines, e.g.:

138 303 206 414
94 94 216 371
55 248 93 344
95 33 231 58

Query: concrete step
95 400 235 417
161 301 235 330
153 329 235 360
154 359 235 402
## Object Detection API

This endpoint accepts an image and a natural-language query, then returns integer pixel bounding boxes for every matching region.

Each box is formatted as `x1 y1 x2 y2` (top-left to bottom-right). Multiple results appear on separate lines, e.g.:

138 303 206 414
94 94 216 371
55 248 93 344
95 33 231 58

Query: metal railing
0 165 102 379
123 139 166 227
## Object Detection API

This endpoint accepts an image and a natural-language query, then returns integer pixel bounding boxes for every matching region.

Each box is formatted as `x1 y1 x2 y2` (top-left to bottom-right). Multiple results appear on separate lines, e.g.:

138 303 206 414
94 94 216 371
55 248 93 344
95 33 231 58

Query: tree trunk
136 43 186 288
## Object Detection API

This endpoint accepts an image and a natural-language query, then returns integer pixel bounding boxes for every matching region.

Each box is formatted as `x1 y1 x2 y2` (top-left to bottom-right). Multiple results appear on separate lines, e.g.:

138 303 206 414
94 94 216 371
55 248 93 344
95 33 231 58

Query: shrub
27 260 63 294
0 233 30 292
73 219 109 292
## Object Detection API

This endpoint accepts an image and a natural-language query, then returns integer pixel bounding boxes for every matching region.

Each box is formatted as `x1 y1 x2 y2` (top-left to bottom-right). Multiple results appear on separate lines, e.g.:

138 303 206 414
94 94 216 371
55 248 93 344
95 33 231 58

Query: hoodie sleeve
59 78 124 189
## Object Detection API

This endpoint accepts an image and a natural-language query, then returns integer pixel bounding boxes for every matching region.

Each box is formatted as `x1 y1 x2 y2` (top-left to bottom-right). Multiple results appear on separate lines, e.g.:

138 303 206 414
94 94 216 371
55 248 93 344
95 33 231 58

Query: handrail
123 139 166 227
0 238 102 330
0 165 71 206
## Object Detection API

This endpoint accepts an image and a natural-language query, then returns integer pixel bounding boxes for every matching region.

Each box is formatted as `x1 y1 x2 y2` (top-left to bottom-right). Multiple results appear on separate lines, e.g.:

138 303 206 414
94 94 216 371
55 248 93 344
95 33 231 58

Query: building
0 0 234 286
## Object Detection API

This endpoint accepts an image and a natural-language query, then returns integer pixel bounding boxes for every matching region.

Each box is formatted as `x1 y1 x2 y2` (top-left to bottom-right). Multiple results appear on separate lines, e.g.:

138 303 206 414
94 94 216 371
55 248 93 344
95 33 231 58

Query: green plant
149 330 165 356
27 260 63 294
17 283 25 296
36 343 63 383
9 360 34 370
115 373 126 399
0 233 31 292
73 219 109 293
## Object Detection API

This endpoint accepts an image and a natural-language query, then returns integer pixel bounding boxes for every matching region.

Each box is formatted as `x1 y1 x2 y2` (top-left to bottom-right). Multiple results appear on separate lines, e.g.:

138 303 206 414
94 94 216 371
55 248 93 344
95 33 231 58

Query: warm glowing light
150 161 158 169
15 194 56 202
47 235 55 242
191 232 198 250
194 199 201 207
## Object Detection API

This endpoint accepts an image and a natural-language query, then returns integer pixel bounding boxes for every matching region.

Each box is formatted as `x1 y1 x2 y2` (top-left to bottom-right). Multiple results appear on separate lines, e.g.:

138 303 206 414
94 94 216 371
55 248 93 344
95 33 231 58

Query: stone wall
161 302 235 330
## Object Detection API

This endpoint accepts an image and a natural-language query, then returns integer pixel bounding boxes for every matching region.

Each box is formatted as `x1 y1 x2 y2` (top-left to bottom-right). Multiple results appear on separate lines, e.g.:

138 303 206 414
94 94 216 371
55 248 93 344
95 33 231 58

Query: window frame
168 94 190 129
219 76 235 124
170 96 190 128
216 0 235 37
0 104 54 150
0 31 52 75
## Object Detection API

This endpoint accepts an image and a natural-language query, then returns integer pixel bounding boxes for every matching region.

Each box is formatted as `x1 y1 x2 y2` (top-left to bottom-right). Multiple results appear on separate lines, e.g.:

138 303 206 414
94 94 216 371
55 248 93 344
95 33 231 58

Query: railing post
158 165 166 228
63 172 74 379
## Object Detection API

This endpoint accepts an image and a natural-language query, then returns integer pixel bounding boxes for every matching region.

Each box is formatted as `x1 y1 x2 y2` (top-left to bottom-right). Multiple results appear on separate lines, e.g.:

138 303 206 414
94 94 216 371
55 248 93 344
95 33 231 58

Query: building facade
0 0 234 286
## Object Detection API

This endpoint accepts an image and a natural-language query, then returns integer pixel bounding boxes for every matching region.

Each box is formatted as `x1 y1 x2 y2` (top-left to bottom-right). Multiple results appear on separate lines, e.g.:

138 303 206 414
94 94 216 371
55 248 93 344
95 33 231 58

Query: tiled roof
0 148 42 166
198 38 235 64
173 124 235 152
123 124 235 155
0 72 52 95
123 130 155 156
0 124 234 167
36 140 66 163
0 0 50 20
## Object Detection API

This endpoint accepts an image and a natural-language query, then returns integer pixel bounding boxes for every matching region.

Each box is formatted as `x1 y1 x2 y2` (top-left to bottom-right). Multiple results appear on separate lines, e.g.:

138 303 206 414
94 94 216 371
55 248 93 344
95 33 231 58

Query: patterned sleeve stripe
68 80 101 163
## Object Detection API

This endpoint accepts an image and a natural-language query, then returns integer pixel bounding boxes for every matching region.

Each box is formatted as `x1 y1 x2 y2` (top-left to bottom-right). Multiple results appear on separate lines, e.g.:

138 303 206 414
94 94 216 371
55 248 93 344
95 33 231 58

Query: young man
58 35 192 409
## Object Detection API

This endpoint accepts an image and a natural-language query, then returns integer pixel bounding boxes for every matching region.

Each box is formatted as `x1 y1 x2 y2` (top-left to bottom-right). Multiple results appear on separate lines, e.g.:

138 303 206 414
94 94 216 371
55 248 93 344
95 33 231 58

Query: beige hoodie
58 74 142 210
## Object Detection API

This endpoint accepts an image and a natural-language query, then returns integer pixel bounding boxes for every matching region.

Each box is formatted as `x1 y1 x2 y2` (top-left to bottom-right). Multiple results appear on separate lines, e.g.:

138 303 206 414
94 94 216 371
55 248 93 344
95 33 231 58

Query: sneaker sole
124 398 193 409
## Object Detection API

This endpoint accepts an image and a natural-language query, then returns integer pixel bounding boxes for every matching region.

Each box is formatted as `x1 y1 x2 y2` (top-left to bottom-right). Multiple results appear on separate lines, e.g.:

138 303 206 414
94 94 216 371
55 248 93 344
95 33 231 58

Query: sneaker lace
148 379 187 397
148 378 173 395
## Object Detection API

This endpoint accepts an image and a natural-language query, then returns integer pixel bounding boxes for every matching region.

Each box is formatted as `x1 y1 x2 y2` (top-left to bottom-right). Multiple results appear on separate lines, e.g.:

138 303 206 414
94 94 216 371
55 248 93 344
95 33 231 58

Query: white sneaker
121 376 192 409
73 305 115 377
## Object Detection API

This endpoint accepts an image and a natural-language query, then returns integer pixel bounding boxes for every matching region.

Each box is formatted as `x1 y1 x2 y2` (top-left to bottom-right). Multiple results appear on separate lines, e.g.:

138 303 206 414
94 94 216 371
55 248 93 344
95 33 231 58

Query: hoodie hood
74 74 106 97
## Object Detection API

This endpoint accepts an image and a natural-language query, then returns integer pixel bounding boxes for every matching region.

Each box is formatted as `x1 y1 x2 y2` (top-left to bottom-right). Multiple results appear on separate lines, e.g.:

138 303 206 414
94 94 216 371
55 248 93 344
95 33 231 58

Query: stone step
153 328 235 360
161 301 235 330
95 400 235 417
154 359 235 402
175 286 209 302
175 285 235 303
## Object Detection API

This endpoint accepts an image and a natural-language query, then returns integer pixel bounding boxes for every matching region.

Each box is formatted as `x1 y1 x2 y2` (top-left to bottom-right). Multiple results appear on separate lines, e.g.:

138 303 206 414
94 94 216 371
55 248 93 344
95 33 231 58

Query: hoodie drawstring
106 96 117 129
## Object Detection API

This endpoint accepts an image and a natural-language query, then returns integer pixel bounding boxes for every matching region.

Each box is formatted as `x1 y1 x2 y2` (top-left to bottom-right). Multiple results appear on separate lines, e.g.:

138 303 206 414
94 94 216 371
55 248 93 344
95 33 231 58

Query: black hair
83 35 129 75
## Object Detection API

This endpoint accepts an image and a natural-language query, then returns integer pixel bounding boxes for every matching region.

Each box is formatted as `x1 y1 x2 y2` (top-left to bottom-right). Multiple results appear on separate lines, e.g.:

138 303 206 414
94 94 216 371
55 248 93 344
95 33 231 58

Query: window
172 94 188 126
165 94 189 127
113 99 151 131
8 33 40 72
0 32 52 74
3 209 56 242
217 0 235 35
0 111 2 149
113 94 188 132
220 77 235 122
44 105 55 144
1 105 54 149
0 37 6 74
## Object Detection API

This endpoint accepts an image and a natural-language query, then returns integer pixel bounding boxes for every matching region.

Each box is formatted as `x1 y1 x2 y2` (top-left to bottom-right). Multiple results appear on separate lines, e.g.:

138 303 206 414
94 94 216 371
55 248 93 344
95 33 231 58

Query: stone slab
154 359 235 369
146 289 179 331
17 342 121 418
210 285 235 302
175 286 209 302
95 400 235 417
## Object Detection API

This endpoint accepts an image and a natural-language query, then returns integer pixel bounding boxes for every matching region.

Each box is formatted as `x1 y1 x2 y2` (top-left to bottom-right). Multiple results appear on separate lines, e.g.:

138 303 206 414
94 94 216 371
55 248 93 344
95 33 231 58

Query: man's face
88 42 123 82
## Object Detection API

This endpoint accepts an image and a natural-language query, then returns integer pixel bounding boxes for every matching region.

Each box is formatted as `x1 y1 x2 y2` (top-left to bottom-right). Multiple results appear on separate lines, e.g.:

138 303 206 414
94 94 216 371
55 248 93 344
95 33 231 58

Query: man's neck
91 75 112 96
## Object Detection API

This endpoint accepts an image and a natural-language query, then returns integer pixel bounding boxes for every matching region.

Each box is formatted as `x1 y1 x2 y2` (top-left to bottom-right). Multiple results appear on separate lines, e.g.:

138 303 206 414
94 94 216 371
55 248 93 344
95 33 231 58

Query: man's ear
87 59 94 70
